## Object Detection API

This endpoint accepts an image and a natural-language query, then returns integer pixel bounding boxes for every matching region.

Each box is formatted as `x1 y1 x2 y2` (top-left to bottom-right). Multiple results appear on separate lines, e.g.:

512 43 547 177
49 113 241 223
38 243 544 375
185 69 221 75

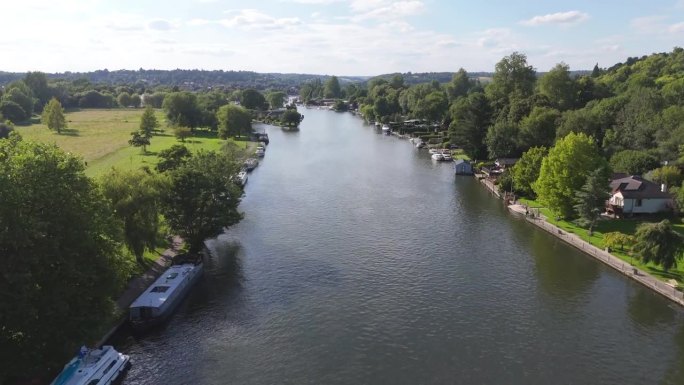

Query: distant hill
0 69 369 90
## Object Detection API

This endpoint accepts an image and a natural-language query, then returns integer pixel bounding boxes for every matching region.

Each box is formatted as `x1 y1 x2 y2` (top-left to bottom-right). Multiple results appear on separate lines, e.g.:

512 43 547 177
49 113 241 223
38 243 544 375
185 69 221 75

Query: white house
607 174 674 216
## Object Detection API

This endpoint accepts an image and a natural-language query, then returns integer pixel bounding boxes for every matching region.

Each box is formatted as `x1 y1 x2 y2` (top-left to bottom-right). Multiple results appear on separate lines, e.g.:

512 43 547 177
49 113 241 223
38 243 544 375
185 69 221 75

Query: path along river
114 108 684 385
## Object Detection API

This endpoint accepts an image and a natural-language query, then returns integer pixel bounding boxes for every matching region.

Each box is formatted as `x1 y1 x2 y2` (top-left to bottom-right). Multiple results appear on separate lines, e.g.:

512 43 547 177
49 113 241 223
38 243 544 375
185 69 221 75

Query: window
166 272 178 280
636 199 643 207
151 286 170 293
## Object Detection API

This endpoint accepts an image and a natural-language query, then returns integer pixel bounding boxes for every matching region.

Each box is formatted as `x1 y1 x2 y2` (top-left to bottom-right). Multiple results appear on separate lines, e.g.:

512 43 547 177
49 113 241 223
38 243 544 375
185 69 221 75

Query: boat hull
130 263 204 332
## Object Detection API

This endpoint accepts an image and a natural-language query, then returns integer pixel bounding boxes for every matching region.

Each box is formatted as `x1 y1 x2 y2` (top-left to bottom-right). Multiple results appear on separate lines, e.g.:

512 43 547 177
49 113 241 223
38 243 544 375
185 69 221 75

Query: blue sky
2 0 683 75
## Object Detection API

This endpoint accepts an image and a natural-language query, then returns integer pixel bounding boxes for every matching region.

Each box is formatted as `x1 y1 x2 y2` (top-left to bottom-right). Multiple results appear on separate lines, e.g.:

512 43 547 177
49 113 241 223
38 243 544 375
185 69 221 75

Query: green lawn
519 197 684 283
14 108 252 178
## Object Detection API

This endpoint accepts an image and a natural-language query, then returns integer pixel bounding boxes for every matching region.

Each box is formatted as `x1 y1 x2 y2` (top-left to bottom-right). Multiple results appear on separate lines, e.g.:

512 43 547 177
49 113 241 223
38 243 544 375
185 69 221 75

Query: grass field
520 197 684 282
14 108 251 178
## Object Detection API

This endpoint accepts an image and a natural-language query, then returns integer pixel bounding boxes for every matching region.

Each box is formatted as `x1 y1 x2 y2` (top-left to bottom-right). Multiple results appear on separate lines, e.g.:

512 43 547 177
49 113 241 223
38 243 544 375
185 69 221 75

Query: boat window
102 359 117 374
166 272 178 279
88 380 99 385
151 286 170 293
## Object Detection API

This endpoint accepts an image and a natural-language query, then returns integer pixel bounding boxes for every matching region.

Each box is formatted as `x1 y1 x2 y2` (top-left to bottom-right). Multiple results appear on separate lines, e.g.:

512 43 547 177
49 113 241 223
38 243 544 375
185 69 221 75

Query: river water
116 108 684 384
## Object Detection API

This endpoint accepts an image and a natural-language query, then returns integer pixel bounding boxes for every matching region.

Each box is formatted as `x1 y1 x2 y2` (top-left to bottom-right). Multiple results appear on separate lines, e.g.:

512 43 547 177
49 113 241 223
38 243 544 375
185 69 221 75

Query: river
115 108 684 384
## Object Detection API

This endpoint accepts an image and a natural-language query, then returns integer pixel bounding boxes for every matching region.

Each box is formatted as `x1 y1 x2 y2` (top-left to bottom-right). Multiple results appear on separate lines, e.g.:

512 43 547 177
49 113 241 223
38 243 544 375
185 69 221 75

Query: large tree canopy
633 220 684 271
100 169 167 264
534 132 609 218
217 104 252 139
512 146 547 197
240 89 267 110
162 151 244 252
0 137 130 381
163 91 202 128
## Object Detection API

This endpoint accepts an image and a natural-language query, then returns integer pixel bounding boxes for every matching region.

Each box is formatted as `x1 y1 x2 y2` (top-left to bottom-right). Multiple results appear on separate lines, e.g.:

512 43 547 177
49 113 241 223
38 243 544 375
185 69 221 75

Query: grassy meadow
15 108 251 178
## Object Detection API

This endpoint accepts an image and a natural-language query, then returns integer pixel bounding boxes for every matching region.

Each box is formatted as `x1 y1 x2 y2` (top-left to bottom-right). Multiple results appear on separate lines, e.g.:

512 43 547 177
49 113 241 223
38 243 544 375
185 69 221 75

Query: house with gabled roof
606 174 674 216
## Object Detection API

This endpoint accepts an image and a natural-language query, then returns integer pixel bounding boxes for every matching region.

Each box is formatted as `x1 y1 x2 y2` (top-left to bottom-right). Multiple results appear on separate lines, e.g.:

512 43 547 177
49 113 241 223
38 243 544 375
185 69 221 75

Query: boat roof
130 264 198 309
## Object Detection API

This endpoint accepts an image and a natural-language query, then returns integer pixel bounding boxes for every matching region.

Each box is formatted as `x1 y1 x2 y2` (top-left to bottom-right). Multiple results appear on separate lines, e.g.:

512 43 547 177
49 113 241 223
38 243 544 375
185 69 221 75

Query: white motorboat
50 345 129 385
429 148 440 154
237 171 248 186
415 140 425 148
129 257 204 331
442 152 453 161
431 153 444 161
255 147 265 157
382 124 390 132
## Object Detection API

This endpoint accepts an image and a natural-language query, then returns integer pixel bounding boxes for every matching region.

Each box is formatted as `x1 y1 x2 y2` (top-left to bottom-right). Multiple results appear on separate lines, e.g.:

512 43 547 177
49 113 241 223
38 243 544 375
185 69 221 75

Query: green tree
240 89 267 110
130 94 141 108
100 169 166 264
324 75 342 99
512 146 548 197
652 165 683 189
537 62 577 111
0 137 130 380
282 109 303 127
266 91 286 109
518 106 560 149
446 68 471 101
157 144 191 173
485 52 536 116
3 82 35 117
129 132 150 153
162 92 202 128
415 91 448 123
603 232 636 252
556 108 602 141
534 132 609 218
448 92 491 160
0 100 27 123
41 98 67 134
162 151 244 252
217 104 252 139
0 120 14 139
609 149 660 175
174 127 192 142
117 92 132 107
23 72 50 109
573 168 611 233
139 106 159 139
633 220 684 271
486 120 519 159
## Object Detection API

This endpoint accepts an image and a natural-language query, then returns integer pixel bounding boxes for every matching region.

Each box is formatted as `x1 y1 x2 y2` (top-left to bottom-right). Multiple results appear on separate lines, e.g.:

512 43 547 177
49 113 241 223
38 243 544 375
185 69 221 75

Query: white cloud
520 11 589 26
668 22 684 33
352 1 425 21
219 9 301 30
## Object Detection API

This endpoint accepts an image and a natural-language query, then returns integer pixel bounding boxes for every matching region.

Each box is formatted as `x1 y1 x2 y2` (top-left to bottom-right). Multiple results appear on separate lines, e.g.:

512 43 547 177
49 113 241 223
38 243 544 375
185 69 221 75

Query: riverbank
499 196 684 307
96 237 182 346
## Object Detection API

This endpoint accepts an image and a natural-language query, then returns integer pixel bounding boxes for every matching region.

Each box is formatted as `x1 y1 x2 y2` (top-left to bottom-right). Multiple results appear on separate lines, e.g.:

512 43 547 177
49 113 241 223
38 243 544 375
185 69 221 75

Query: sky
1 0 683 75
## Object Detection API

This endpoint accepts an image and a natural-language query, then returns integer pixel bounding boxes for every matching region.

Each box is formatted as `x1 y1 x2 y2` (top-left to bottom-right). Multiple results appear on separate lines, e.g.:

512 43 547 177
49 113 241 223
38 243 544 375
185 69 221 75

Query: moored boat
431 153 444 161
237 171 248 186
129 256 204 331
50 345 129 385
255 147 265 157
243 158 258 172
